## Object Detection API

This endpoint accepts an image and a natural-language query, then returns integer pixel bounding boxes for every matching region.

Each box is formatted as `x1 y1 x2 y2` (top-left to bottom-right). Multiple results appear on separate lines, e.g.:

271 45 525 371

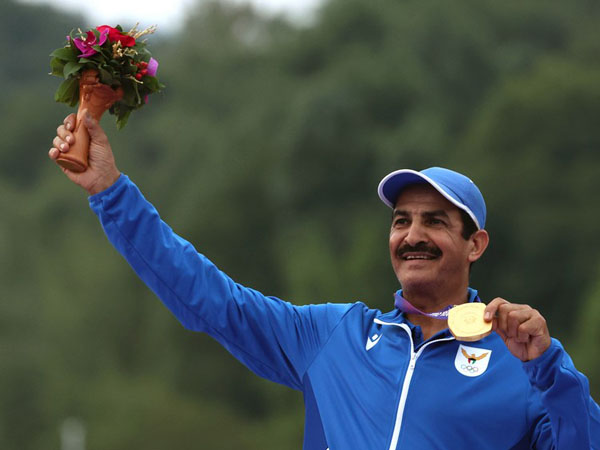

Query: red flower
97 25 136 47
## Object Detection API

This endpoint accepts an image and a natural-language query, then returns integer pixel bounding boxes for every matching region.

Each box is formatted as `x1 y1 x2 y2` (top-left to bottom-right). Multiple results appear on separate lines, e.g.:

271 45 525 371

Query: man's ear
468 229 489 263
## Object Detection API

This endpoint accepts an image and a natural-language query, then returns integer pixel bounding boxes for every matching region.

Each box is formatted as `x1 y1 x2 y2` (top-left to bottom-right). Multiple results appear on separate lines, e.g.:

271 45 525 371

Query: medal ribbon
394 291 481 320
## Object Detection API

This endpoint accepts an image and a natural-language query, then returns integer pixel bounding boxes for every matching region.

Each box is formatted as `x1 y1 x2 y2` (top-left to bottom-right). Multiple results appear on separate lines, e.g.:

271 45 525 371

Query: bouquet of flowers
50 24 164 172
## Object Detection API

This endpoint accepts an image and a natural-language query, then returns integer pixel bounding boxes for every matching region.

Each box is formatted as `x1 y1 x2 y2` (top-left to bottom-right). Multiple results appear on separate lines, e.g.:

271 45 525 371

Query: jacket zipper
373 319 455 450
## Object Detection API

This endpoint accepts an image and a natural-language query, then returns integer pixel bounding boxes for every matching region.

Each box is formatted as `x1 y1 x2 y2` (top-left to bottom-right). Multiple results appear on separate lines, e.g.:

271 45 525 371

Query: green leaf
63 61 83 79
50 57 66 77
124 63 137 75
143 76 161 91
99 46 113 60
116 110 131 130
88 52 103 63
54 78 79 107
50 47 78 62
98 67 114 85
138 48 152 59
122 82 137 106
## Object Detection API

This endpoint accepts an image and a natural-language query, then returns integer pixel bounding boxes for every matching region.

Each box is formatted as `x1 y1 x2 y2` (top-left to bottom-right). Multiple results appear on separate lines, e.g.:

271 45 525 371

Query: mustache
397 242 443 258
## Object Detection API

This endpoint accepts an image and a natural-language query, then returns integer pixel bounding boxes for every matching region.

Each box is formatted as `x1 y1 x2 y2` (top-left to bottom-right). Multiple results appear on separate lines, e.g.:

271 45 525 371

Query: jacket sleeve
523 338 600 449
88 174 353 391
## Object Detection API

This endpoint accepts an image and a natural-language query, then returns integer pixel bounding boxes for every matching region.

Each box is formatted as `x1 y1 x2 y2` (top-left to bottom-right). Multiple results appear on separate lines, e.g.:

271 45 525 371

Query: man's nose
404 222 428 246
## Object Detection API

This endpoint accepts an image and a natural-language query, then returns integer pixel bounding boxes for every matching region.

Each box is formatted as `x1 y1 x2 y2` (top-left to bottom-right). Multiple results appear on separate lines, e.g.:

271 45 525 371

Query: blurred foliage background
2 0 600 448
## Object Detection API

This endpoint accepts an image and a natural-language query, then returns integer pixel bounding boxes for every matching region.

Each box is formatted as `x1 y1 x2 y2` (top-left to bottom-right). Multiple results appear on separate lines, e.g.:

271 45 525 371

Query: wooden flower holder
56 70 123 172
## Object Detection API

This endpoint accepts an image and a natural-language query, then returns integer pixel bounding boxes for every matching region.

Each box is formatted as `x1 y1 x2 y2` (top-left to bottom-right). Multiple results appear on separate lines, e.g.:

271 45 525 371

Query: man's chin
396 273 438 291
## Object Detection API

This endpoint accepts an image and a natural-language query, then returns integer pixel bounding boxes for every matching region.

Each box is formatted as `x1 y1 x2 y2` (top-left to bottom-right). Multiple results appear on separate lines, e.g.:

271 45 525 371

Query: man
50 112 600 449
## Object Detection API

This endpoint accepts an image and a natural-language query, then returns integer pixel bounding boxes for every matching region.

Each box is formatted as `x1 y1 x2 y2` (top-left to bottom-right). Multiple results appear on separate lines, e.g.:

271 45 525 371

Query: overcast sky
19 0 323 31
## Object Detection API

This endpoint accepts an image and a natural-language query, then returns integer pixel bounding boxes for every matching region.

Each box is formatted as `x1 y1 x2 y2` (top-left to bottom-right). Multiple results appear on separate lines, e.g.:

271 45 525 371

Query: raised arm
49 115 352 390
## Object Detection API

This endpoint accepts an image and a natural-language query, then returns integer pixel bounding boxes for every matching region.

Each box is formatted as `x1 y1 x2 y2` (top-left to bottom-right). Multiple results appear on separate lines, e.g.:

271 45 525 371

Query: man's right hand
49 110 121 195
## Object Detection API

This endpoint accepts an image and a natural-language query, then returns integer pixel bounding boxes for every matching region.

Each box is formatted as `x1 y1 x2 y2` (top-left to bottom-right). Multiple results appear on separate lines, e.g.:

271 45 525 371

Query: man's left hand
484 298 551 362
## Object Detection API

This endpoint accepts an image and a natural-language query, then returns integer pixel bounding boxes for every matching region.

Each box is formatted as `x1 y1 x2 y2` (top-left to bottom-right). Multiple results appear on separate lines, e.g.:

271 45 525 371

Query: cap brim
377 169 481 229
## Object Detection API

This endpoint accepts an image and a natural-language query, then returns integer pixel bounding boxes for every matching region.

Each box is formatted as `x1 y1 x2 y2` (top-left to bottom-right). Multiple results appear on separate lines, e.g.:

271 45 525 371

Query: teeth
404 255 434 260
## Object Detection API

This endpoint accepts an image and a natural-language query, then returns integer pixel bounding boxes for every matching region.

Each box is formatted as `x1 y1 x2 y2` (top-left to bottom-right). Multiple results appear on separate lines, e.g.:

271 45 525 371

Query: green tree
574 264 600 399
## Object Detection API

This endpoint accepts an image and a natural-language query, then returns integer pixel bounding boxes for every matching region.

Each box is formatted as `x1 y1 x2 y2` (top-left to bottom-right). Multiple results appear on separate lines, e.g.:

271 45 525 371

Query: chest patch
454 344 492 377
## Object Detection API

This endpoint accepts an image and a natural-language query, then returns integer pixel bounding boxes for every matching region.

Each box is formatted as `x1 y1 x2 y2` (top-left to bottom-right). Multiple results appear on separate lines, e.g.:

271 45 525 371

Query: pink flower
147 57 159 77
73 29 109 58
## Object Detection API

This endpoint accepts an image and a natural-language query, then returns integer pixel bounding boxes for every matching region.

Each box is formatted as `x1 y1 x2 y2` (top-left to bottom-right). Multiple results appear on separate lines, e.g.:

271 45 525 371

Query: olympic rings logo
460 364 479 373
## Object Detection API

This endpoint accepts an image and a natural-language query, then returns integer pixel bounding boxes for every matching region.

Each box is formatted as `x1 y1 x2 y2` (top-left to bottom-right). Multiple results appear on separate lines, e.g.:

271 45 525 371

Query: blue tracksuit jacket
89 175 600 449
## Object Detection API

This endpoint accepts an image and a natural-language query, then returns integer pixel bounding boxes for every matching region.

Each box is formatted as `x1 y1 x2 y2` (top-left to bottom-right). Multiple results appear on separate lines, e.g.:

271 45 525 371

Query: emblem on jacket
454 344 492 377
366 332 383 351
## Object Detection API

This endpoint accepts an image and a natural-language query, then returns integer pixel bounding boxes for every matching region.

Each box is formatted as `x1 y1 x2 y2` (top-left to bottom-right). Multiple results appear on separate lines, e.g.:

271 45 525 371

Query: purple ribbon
394 291 480 320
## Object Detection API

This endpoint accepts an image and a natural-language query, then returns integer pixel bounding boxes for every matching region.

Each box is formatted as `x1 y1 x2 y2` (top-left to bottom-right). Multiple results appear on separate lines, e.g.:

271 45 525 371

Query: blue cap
377 167 486 229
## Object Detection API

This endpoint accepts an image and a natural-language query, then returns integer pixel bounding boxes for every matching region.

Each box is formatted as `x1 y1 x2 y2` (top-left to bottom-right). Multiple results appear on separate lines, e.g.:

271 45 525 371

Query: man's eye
428 218 445 226
393 218 408 226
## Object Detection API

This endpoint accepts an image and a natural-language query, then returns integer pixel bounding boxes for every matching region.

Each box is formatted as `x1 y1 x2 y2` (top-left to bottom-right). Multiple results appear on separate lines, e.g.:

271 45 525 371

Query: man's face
389 184 477 292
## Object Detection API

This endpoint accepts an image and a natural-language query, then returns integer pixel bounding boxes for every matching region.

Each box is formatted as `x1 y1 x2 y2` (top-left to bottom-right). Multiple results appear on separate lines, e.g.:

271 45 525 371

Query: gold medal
448 303 492 342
